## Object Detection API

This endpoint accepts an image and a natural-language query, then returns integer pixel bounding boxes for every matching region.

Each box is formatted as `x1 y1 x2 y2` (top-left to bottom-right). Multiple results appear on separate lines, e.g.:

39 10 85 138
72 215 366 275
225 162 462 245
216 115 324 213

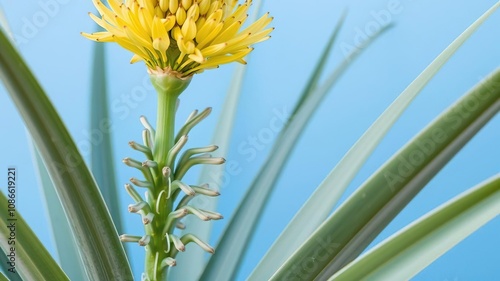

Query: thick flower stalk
82 0 273 77
121 105 225 281
83 0 272 280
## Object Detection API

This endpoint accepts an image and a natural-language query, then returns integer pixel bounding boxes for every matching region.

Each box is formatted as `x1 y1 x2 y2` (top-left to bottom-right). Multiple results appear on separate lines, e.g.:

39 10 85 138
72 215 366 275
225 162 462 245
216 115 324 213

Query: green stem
154 91 178 170
145 71 191 281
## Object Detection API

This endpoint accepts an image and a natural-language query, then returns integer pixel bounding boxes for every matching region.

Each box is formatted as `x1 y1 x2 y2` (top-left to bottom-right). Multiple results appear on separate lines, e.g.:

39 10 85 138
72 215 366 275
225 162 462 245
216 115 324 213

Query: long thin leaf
30 143 88 280
248 2 500 279
330 175 500 281
289 11 347 117
0 248 22 281
0 192 69 281
270 68 500 280
0 29 133 280
200 16 390 281
169 2 266 280
0 271 9 281
90 41 123 233
0 9 88 281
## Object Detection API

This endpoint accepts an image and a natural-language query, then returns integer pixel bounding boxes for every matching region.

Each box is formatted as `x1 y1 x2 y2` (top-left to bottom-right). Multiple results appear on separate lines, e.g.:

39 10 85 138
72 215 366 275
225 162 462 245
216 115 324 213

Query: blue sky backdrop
1 0 499 280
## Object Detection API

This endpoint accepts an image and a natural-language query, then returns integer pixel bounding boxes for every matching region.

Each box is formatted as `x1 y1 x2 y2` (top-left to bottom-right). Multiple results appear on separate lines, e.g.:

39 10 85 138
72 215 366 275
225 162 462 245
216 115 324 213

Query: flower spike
140 115 156 141
166 135 189 169
178 145 219 168
180 233 215 254
139 235 152 247
120 235 142 243
184 109 199 124
169 234 186 252
130 177 153 188
160 258 177 268
142 129 154 149
171 180 196 196
124 183 144 203
176 107 212 142
175 155 225 180
129 141 153 159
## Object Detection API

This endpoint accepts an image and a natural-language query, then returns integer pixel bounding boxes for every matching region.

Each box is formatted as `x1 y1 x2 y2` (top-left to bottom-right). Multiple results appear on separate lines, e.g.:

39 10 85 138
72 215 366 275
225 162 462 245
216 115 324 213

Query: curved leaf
200 15 390 281
0 29 133 280
90 41 123 233
0 192 69 281
330 175 500 281
270 68 500 280
249 2 500 279
31 143 88 280
0 8 88 280
0 248 22 281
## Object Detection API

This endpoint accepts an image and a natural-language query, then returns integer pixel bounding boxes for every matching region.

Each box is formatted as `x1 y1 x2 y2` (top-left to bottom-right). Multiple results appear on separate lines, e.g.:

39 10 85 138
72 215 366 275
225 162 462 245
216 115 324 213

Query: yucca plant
0 1 499 281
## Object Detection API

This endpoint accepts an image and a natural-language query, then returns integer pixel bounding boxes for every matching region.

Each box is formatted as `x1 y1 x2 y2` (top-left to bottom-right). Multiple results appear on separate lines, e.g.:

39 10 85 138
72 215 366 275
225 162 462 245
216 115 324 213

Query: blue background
1 0 499 280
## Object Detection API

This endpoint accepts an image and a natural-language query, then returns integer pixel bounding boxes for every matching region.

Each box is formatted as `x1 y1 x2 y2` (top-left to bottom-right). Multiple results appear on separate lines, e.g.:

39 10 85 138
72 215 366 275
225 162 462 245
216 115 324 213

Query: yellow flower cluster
83 0 273 77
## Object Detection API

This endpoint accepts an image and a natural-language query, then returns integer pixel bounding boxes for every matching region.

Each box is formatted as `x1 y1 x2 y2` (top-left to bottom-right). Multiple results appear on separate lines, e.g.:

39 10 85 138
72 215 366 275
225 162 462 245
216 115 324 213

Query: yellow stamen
83 0 273 76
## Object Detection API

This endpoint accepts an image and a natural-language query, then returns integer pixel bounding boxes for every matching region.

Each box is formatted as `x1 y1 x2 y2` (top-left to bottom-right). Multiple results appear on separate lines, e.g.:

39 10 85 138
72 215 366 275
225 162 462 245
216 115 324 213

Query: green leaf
0 29 133 280
289 10 347 116
90 42 123 233
200 15 390 281
0 10 88 280
329 175 500 281
270 68 500 280
30 143 88 280
0 271 9 281
0 192 69 281
248 2 500 279
0 249 22 281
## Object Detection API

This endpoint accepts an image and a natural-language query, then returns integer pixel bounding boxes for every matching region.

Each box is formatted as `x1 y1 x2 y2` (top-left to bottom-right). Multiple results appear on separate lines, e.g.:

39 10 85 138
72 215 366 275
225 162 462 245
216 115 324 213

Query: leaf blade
200 15 390 281
270 68 500 280
249 2 500 279
30 143 88 281
330 175 500 281
0 248 22 281
0 29 133 281
90 42 123 233
0 192 69 281
0 10 90 281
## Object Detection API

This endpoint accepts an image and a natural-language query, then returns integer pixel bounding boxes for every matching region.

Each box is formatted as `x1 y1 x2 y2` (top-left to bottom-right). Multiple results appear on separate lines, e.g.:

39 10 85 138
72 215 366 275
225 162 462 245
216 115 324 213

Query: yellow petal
176 7 187 25
181 18 197 41
152 17 170 54
200 42 227 57
198 0 211 15
130 54 144 64
159 0 168 12
188 48 205 63
169 0 179 14
162 15 177 31
211 19 242 45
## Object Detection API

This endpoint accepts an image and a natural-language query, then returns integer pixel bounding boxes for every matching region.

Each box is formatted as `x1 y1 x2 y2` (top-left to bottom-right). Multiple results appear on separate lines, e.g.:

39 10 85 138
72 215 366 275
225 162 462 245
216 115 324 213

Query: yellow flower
82 0 273 77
